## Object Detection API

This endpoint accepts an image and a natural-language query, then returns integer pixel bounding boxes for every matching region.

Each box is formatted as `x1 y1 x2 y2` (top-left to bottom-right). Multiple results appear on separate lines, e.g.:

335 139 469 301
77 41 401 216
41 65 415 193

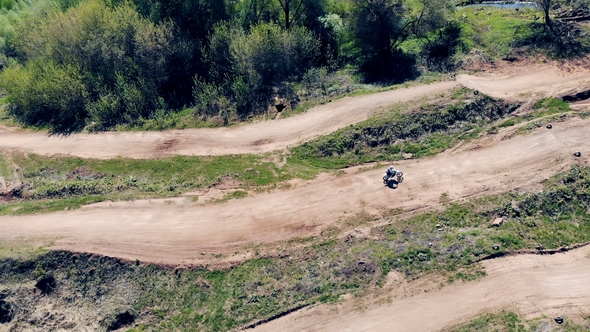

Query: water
462 2 537 9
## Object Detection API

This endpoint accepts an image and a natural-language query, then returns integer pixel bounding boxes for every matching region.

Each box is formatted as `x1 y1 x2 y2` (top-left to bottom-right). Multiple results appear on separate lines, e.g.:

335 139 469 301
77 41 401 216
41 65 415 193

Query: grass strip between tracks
1 165 590 330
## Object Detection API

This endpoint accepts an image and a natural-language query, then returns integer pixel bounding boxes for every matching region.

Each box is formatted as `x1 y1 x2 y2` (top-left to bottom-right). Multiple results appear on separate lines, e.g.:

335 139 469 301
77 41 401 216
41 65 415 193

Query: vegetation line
242 304 310 330
475 241 590 263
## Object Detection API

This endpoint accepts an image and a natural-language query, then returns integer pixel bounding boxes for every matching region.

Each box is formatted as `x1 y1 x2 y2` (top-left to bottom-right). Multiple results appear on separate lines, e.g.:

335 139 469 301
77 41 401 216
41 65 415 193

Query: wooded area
0 0 585 133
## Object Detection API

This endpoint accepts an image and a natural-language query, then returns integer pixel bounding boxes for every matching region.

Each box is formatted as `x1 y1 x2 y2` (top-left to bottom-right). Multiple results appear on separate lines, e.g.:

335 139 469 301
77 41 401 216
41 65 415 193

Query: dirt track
0 117 588 265
248 245 590 332
0 64 589 159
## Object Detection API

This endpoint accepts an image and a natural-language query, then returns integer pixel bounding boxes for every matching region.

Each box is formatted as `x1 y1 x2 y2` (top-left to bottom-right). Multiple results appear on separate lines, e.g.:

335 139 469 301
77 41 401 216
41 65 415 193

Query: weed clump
290 89 519 168
35 274 57 295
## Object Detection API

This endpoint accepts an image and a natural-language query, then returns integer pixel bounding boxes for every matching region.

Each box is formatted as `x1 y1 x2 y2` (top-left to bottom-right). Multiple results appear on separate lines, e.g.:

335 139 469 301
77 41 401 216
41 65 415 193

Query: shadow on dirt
385 180 400 189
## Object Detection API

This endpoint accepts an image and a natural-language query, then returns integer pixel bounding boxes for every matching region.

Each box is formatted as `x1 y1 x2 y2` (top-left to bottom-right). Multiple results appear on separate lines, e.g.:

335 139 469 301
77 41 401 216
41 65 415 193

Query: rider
385 166 397 180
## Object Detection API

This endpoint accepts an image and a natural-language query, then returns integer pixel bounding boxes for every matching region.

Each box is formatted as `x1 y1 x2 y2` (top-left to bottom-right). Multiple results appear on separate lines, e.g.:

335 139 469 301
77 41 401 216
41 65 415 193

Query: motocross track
1 62 590 331
248 245 590 332
0 64 589 159
0 116 589 265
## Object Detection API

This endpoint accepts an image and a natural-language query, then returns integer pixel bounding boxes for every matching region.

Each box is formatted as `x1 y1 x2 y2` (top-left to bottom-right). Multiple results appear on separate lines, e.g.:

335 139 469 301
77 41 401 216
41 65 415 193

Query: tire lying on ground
574 151 582 157
547 124 552 129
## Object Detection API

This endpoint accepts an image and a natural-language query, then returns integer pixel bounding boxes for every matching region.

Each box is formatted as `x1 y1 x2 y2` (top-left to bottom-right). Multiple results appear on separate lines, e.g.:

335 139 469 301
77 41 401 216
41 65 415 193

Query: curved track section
0 118 588 265
0 82 458 159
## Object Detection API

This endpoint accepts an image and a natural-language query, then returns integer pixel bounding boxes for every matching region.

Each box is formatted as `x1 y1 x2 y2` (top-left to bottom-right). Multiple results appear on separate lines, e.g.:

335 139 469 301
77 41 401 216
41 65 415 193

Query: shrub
0 60 87 134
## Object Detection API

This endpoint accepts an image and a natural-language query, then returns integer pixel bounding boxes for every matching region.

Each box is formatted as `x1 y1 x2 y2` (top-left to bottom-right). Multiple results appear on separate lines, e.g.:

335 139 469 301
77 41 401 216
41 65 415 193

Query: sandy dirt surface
248 245 590 332
456 67 590 100
1 63 589 159
0 117 588 265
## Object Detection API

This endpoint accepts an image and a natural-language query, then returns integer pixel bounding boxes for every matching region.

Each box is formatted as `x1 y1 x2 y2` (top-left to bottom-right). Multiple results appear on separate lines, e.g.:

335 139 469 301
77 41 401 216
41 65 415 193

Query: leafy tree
203 21 320 117
278 0 307 29
3 0 178 132
352 0 454 81
0 60 88 134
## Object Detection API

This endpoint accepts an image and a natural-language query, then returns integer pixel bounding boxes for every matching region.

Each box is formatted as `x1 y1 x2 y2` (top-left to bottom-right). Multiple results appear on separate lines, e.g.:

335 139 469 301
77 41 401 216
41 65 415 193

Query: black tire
397 171 403 177
474 90 479 95
397 176 404 183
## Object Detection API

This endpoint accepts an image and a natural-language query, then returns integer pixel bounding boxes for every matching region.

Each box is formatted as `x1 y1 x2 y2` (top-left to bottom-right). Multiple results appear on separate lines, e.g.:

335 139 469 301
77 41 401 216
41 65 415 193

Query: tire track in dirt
0 117 588 265
247 244 590 332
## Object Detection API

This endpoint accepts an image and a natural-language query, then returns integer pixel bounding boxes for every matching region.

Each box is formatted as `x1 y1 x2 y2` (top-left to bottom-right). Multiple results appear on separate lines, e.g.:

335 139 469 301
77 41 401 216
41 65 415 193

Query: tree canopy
0 0 459 133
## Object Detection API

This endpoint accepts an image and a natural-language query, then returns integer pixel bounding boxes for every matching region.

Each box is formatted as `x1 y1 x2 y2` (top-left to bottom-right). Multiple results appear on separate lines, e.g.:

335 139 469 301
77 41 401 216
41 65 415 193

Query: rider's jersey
387 167 396 176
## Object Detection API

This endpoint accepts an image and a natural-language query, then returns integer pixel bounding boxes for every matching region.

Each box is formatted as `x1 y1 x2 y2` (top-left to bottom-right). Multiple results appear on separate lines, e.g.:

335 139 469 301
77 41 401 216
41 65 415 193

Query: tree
278 0 306 29
352 0 453 80
535 0 552 28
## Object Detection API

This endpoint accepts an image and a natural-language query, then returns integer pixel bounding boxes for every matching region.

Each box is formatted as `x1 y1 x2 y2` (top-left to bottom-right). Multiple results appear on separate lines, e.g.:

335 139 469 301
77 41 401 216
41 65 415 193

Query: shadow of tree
513 21 590 59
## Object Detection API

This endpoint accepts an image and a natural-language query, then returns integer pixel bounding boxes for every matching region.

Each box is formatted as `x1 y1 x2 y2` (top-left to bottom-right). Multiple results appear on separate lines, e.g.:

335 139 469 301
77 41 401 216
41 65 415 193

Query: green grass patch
457 7 590 59
0 195 106 215
1 152 309 201
214 190 248 203
458 7 537 58
445 310 590 332
289 88 519 169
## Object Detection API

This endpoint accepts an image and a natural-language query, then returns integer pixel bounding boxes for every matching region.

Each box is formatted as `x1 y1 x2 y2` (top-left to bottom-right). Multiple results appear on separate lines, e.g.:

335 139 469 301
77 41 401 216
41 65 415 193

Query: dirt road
248 244 590 332
1 64 589 159
1 117 588 264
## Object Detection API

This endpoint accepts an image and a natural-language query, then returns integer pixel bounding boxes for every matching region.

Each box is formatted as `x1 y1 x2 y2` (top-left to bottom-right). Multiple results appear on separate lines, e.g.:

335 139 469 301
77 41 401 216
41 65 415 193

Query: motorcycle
383 170 403 184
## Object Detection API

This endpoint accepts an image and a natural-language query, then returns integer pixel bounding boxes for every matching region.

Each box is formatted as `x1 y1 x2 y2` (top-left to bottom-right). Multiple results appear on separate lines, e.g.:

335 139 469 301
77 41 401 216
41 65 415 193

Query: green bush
2 0 177 132
201 21 321 118
0 60 87 133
